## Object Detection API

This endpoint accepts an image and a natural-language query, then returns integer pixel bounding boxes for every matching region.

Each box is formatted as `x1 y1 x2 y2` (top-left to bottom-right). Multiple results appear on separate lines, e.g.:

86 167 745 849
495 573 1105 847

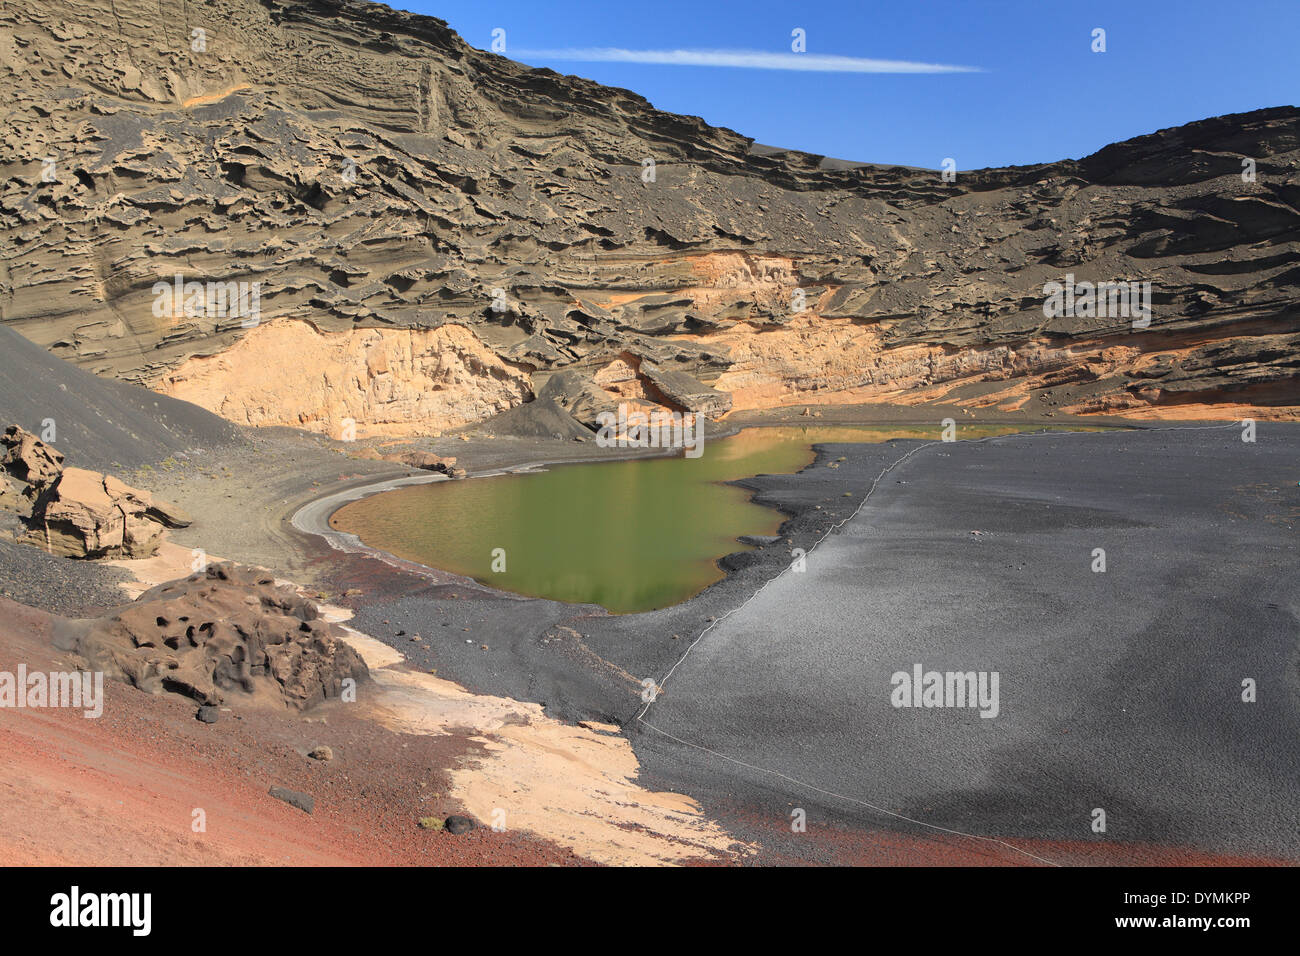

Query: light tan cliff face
154 321 532 439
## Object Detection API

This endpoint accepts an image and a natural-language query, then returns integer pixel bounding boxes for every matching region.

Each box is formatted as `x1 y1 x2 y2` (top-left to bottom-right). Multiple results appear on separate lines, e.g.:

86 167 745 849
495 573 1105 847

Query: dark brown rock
444 815 476 835
385 451 458 475
70 563 371 711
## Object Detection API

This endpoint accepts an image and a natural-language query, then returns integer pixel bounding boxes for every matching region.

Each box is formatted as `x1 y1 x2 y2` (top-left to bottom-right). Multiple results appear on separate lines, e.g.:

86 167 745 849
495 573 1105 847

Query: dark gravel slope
0 325 243 473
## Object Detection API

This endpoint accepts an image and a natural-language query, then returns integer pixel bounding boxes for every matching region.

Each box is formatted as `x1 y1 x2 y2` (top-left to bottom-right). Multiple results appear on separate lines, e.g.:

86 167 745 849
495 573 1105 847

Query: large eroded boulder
23 466 191 559
2 423 190 557
66 563 370 711
0 425 65 518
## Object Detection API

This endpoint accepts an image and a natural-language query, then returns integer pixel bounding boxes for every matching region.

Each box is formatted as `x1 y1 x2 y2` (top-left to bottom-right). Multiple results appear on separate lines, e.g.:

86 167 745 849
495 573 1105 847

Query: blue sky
391 0 1297 170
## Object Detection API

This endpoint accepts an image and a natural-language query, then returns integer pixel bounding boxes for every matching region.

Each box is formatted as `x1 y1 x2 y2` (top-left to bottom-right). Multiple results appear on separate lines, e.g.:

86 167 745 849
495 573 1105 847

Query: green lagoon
330 424 1080 613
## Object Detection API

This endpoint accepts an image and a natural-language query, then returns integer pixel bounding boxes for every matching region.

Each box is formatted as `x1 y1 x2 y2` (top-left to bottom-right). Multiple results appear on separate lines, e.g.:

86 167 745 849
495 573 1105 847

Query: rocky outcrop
65 563 370 711
28 467 192 558
535 371 623 430
0 425 64 517
1 0 1296 425
1 425 190 558
639 362 733 418
386 450 464 477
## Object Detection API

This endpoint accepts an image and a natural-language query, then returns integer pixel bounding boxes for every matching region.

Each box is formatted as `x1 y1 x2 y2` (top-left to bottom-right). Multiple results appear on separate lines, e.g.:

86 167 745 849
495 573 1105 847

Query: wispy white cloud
512 48 982 74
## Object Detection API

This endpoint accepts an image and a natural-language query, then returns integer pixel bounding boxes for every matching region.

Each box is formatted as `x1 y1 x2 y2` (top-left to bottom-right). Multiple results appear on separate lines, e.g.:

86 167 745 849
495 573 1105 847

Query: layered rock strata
1 0 1296 431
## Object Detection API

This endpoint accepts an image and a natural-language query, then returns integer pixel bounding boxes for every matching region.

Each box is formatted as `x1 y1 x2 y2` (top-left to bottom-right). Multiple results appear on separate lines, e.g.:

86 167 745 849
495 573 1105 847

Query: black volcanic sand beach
336 422 1300 865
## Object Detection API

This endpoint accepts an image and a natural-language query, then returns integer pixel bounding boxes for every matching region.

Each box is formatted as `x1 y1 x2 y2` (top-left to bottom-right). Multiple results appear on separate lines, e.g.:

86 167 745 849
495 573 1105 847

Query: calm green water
330 424 1076 613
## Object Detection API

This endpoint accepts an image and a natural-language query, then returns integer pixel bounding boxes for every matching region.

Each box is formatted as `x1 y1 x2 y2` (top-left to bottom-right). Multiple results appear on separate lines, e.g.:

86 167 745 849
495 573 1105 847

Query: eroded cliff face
1 0 1297 432
154 321 531 437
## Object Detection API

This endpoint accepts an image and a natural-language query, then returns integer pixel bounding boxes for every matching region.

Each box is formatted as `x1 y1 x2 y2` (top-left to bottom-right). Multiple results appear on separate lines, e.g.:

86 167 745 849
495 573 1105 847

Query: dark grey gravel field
343 421 1299 864
627 423 1300 863
0 526 132 616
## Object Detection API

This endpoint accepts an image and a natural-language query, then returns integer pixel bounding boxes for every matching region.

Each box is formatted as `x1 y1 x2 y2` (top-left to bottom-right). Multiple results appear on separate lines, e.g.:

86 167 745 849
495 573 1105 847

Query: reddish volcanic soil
0 598 588 866
2 588 1289 867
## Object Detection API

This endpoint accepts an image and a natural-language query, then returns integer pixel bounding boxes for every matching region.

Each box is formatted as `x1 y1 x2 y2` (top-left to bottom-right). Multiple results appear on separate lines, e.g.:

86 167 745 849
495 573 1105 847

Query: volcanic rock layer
2 0 1297 433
